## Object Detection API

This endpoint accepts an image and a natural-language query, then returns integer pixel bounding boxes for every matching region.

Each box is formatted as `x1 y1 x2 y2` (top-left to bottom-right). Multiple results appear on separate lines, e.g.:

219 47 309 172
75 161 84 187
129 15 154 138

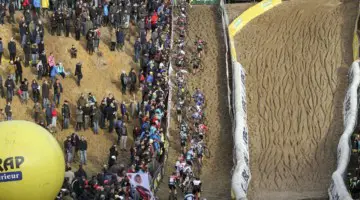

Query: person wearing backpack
120 71 127 94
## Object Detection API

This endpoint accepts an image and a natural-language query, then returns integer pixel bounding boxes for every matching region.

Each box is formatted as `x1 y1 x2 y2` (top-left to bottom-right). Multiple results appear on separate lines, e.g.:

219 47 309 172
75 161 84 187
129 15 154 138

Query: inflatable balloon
0 120 65 200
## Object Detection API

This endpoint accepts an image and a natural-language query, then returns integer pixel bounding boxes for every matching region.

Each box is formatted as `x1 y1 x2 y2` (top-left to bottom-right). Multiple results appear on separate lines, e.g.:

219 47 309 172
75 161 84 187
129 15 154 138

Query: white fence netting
231 62 250 200
329 61 360 200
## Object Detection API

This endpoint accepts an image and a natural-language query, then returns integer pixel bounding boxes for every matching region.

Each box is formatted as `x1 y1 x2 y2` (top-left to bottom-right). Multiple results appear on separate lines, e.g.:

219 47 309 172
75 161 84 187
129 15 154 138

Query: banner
328 61 360 200
191 0 219 4
127 173 155 200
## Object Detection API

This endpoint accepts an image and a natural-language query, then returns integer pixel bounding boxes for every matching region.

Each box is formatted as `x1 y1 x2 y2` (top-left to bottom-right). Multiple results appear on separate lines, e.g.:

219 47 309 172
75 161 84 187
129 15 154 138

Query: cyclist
194 39 206 58
181 164 193 191
180 129 188 153
192 177 202 198
184 192 195 200
192 88 205 105
169 172 179 195
195 142 204 167
186 148 195 165
190 56 201 74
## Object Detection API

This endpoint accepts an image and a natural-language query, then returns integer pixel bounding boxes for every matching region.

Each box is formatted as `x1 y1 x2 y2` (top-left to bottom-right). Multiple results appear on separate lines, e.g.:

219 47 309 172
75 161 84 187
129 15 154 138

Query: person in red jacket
22 0 30 10
150 11 158 32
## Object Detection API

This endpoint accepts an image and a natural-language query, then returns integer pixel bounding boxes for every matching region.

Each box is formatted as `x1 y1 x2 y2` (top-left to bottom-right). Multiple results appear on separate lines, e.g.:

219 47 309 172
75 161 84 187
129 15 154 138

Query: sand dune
234 0 358 199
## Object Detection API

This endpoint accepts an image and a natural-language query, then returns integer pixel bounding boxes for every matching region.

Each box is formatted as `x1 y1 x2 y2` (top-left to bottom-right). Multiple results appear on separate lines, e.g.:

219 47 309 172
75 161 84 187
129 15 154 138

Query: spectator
79 136 87 165
53 79 63 107
14 57 22 85
116 28 124 51
33 102 41 123
92 105 100 134
8 37 16 62
62 100 70 130
71 133 80 162
64 166 75 185
76 106 84 131
42 80 50 108
115 117 122 145
120 123 128 151
5 102 12 120
0 75 4 98
5 75 15 103
75 62 82 86
0 37 3 65
75 164 87 179
133 38 141 63
120 71 127 94
64 137 73 164
8 2 15 24
19 78 29 104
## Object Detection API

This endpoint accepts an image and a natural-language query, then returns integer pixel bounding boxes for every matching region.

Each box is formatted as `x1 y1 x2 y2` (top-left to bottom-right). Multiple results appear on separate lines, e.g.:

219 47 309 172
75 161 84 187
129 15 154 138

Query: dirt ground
225 2 253 22
156 5 232 200
233 0 359 199
0 12 140 175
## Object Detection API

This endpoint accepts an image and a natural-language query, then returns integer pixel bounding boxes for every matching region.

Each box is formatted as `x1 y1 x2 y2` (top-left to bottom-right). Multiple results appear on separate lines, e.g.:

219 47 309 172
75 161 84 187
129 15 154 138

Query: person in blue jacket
33 0 41 16
50 64 58 85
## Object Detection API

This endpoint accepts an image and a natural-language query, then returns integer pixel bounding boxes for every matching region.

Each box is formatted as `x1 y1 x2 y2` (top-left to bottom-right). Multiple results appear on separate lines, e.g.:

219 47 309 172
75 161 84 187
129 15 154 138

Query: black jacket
8 41 16 53
79 140 87 151
5 105 11 117
75 63 82 76
15 61 22 74
41 83 50 98
4 78 15 90
9 3 15 14
53 83 63 94
62 104 70 118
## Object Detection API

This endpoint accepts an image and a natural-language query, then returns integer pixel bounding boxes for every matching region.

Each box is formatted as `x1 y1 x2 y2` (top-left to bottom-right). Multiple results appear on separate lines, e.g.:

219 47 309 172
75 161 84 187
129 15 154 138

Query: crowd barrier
328 61 360 200
328 3 360 200
151 3 175 194
226 0 282 199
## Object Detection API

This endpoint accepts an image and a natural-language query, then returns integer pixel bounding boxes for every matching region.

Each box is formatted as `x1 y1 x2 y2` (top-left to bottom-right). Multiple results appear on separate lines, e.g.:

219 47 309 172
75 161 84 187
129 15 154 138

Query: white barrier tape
328 61 360 200
231 62 250 200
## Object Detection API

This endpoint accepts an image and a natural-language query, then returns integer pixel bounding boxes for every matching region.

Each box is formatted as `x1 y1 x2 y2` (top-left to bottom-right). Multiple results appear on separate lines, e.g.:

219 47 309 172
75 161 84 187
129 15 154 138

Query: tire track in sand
234 0 358 199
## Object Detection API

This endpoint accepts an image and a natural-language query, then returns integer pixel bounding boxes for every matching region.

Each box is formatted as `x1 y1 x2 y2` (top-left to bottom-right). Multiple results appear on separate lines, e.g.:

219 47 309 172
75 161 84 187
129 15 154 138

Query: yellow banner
353 4 360 61
228 0 283 62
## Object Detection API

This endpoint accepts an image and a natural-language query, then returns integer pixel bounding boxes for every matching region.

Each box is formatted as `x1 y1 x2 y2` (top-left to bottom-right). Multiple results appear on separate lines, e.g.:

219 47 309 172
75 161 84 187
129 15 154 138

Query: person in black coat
106 103 115 133
65 12 71 37
0 75 4 98
4 76 15 103
8 2 15 24
23 39 31 67
71 133 80 161
8 38 16 62
75 62 82 86
14 57 22 85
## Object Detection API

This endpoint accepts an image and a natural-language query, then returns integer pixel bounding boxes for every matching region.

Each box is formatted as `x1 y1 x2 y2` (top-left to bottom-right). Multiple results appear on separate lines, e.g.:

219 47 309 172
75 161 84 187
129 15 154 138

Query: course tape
226 1 283 199
328 61 360 200
329 3 360 200
228 0 282 62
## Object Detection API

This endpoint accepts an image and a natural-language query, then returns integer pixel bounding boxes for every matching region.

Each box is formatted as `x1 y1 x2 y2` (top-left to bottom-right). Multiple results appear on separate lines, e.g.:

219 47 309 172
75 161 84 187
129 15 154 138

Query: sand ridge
234 0 358 199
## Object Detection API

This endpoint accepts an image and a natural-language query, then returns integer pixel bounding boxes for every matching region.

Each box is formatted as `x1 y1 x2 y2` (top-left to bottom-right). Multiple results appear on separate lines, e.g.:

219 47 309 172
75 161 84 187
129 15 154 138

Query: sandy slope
156 5 232 200
0 13 139 174
234 0 358 199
